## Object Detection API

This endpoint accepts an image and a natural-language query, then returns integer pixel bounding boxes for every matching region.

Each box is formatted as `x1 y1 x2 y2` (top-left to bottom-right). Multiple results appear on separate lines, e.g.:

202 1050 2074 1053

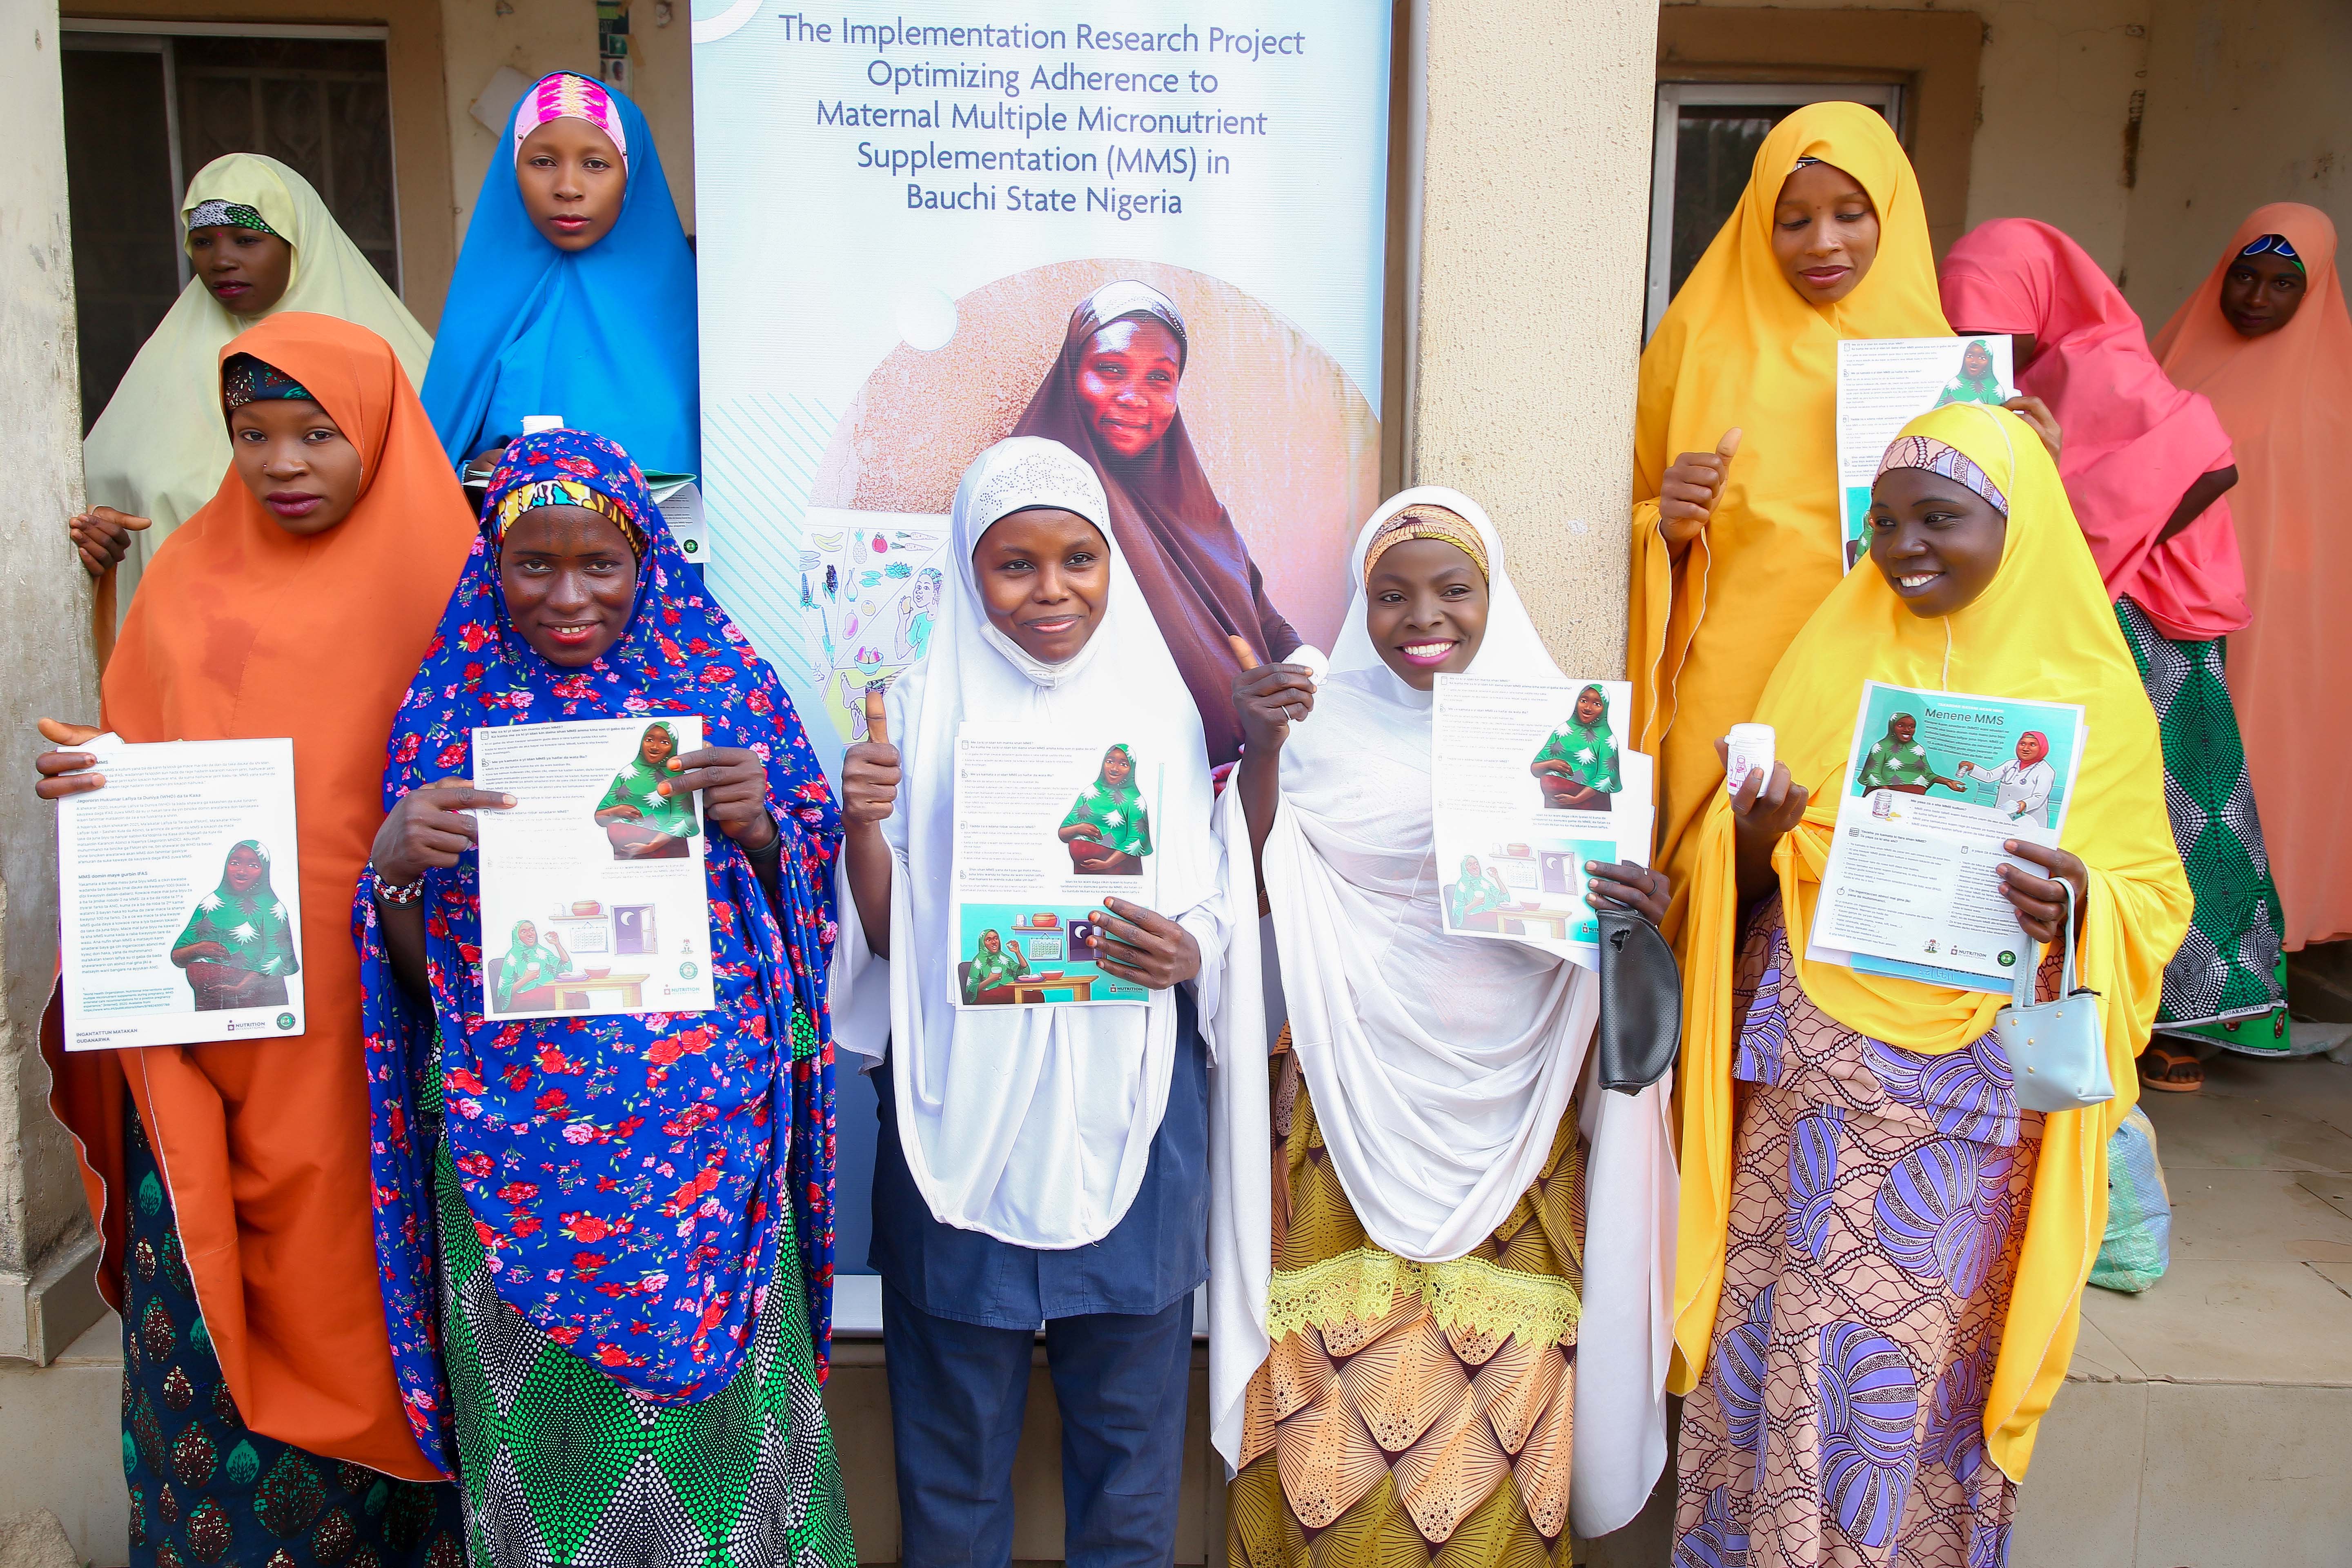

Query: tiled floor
9 1053 2351 1568
2009 1049 2352 1568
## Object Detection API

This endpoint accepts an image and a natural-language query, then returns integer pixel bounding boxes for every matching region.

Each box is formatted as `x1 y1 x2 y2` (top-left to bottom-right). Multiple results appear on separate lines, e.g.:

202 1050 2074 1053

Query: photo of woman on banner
1853 710 1967 796
1013 280 1302 766
172 839 300 1010
1059 742 1153 874
1959 730 2058 824
1530 682 1622 810
595 719 700 858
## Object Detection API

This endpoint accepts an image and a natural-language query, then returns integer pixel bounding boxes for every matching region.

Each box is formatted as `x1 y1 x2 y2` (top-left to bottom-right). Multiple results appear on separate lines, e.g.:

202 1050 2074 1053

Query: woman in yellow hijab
1668 404 2188 1567
1629 103 1950 934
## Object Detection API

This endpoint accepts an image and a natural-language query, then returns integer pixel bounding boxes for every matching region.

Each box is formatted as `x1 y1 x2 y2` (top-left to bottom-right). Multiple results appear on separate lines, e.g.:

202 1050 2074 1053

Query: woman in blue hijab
422 72 700 481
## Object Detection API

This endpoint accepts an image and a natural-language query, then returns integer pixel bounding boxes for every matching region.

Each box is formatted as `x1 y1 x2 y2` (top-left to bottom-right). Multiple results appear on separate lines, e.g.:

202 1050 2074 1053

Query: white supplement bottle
1724 723 1775 794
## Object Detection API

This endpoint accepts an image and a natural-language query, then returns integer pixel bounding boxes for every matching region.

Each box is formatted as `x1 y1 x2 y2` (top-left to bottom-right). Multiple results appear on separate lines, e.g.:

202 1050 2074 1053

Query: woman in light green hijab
170 839 300 1010
73 153 433 648
492 919 573 1013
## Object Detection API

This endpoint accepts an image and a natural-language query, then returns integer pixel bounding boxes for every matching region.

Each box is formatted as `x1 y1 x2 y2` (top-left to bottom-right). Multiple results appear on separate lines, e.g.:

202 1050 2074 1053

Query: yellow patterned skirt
1226 1038 1587 1568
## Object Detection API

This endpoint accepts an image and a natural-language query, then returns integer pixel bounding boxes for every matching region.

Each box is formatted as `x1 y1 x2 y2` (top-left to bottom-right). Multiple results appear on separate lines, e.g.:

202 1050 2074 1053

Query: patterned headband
1875 436 2009 517
2239 233 2305 274
513 72 628 165
187 200 281 240
971 448 1108 536
221 354 315 410
494 477 646 557
1362 504 1491 581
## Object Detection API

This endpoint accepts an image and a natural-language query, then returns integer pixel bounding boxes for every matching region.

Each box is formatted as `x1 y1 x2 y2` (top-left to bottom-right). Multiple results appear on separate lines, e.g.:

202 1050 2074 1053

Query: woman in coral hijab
1628 104 1955 935
2155 205 2352 964
1943 218 2287 1088
36 315 475 1565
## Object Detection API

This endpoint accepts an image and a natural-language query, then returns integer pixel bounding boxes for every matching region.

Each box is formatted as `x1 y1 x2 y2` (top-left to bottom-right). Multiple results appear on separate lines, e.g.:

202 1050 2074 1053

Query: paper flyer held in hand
1810 681 2087 994
948 725 1165 1009
57 734 306 1051
1835 335 2018 571
472 716 717 1020
1430 676 1655 969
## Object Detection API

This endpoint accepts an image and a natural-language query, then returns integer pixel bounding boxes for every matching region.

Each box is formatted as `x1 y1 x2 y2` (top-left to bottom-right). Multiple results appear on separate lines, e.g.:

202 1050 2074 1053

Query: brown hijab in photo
1012 279 1300 766
45 312 477 1480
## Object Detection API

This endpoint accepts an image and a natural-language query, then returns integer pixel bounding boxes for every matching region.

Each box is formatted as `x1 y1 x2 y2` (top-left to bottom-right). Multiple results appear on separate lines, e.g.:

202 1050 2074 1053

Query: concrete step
0 1313 126 1566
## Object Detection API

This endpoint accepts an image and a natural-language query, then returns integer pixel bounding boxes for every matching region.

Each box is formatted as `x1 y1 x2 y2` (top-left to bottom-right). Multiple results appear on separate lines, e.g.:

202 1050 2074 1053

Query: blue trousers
882 1281 1194 1568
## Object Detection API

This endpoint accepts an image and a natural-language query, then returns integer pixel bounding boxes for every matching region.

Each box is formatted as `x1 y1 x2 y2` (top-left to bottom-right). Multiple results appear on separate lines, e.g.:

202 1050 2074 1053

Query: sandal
2139 1038 2204 1092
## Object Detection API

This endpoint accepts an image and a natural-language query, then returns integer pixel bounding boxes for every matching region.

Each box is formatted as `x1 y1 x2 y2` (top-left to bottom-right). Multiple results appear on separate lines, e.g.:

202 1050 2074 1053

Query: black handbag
1597 908 1682 1094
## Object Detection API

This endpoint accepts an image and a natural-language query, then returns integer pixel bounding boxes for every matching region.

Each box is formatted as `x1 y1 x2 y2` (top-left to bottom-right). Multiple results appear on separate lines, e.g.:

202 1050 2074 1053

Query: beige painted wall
1668 0 2155 271
439 0 698 253
0 0 106 1364
1414 0 1659 676
2120 0 2351 322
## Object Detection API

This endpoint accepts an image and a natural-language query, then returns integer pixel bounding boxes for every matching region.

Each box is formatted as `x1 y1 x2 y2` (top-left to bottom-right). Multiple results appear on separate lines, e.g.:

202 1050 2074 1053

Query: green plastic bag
2089 1106 2171 1293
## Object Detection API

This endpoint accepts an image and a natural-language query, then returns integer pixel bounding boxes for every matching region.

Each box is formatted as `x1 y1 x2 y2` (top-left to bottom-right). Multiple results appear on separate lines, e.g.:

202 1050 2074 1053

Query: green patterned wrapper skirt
434 1144 856 1568
121 1108 465 1568
2116 597 2291 1052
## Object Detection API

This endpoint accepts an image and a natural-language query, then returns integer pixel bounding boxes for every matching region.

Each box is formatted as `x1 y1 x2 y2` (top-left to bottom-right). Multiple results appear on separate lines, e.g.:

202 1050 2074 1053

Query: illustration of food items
799 508 951 744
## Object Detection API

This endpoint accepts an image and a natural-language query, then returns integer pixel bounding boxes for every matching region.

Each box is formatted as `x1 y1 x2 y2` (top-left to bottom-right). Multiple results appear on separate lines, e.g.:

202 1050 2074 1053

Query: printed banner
1809 680 2086 993
691 0 1393 769
1835 335 2017 570
948 725 1163 1007
1430 676 1655 969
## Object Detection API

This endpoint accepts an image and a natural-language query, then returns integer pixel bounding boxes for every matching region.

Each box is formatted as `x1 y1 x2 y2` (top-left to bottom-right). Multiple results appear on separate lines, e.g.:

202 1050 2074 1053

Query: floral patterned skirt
121 1107 464 1568
1672 906 2038 1568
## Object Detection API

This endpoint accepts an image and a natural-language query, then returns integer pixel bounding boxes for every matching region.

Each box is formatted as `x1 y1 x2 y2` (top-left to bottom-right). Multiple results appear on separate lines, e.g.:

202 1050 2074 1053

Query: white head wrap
1205 488 1676 1537
830 437 1227 1249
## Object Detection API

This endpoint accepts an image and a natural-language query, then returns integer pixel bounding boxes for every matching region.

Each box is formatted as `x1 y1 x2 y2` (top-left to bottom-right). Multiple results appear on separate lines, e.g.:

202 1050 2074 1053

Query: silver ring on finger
1286 704 1305 723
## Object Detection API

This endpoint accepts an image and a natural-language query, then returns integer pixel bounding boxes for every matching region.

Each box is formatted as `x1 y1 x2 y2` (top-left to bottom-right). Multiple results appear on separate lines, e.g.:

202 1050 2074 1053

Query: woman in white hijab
1209 489 1680 1562
71 154 433 652
832 436 1232 1566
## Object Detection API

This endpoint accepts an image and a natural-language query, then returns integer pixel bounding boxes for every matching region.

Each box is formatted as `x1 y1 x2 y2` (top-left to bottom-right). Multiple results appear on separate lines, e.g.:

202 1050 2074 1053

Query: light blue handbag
1993 880 2115 1114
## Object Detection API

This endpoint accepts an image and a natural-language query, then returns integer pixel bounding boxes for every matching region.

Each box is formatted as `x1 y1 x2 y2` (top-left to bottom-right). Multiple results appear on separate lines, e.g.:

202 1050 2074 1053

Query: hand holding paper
371 778 517 888
1089 896 1200 990
665 745 778 850
2002 395 2062 460
1996 839 2090 944
33 718 105 799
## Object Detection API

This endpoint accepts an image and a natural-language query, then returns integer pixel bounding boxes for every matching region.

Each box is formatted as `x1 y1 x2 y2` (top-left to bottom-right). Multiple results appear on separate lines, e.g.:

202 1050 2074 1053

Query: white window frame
1646 82 1903 340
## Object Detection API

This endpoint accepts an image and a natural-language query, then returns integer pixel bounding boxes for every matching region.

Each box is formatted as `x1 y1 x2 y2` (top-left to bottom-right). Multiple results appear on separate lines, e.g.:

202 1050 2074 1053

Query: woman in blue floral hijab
352 426 854 1564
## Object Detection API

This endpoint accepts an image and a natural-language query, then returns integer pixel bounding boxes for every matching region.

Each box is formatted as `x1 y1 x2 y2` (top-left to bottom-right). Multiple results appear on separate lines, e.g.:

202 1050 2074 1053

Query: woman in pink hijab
1942 218 2284 1091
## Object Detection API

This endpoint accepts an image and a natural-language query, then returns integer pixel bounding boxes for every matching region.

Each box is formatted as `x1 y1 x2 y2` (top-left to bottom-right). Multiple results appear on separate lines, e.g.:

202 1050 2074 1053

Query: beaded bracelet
375 869 426 905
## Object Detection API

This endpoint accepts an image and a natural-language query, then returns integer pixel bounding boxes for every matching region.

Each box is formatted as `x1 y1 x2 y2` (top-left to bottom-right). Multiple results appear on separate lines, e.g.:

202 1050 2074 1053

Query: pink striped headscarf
511 71 628 165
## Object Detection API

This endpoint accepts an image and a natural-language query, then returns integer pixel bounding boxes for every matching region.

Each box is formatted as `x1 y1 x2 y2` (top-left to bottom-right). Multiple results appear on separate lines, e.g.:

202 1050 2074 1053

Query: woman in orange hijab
1628 104 1953 937
36 314 476 1564
2155 205 2352 957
